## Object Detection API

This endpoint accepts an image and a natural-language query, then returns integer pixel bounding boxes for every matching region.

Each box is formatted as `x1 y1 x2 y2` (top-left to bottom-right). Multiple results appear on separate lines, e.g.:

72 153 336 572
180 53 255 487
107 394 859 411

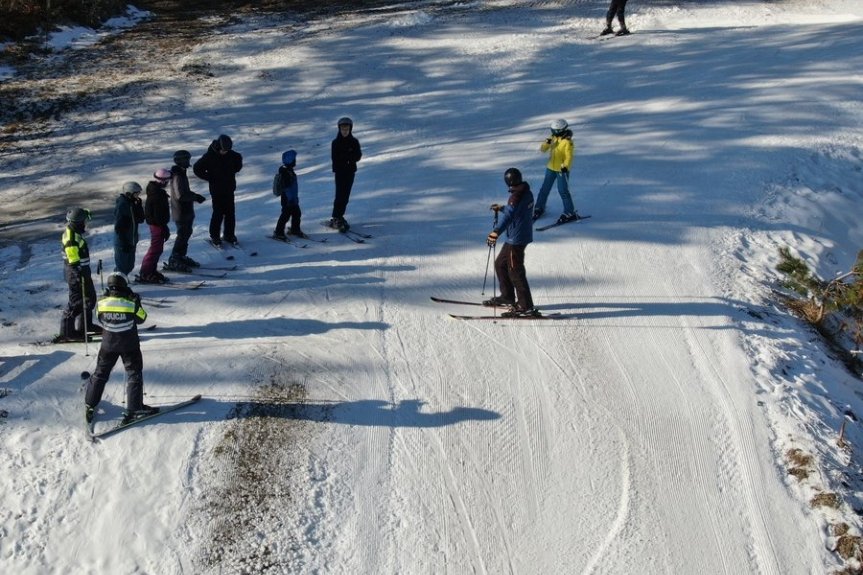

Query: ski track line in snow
581 427 633 575
688 320 785 573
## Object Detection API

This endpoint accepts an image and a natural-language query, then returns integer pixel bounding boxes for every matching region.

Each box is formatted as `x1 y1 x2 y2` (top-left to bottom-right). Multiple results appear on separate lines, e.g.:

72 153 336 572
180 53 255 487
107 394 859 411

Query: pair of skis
205 238 259 258
431 297 562 320
267 233 328 249
535 214 591 232
320 221 373 243
85 394 202 441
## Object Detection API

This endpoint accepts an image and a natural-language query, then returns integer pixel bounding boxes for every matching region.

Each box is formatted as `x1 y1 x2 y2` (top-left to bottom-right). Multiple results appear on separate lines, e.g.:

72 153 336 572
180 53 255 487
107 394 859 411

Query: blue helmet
282 150 297 166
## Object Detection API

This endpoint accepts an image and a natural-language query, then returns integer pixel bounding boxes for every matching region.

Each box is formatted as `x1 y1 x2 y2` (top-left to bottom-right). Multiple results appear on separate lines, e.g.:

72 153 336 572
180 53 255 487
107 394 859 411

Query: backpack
272 171 283 196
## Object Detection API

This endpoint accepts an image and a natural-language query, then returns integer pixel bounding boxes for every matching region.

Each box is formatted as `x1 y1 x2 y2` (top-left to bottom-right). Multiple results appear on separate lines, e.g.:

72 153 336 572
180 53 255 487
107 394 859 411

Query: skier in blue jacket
484 168 540 318
272 149 304 239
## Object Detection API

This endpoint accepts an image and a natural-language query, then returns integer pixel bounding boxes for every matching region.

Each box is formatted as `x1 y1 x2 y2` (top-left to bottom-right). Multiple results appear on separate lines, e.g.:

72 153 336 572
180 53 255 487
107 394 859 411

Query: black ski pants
85 340 144 412
332 171 355 220
209 193 237 242
171 218 193 259
494 243 534 311
606 0 628 27
276 200 302 235
62 264 96 337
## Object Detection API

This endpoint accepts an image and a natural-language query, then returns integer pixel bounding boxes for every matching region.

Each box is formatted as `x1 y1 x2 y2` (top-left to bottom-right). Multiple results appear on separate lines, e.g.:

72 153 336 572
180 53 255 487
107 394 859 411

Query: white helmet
550 118 568 133
122 181 143 195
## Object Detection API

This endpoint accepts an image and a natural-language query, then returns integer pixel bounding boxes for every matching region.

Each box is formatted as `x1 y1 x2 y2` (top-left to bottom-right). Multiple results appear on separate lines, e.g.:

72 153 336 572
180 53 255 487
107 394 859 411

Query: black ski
346 229 372 239
135 278 205 290
162 265 226 279
320 221 372 242
536 214 591 232
293 233 327 243
430 296 507 308
449 313 562 321
43 335 102 345
205 238 236 260
268 234 308 248
197 264 237 271
223 240 258 257
87 394 203 441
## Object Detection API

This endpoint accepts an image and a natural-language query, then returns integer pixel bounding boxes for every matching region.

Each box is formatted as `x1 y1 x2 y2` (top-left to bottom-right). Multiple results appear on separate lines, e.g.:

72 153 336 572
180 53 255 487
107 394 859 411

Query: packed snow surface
2 0 863 573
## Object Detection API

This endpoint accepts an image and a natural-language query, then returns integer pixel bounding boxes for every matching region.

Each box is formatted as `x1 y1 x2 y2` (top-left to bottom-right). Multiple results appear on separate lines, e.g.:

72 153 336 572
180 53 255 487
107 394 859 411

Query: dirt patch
194 375 333 573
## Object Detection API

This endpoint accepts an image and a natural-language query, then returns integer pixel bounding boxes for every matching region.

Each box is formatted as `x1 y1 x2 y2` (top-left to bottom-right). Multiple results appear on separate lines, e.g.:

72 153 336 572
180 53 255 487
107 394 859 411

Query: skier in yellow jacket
533 119 577 225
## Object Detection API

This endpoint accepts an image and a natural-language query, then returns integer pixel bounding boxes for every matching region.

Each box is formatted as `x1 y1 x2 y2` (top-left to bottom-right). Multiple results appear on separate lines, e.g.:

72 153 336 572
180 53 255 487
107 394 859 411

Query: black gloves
487 231 499 247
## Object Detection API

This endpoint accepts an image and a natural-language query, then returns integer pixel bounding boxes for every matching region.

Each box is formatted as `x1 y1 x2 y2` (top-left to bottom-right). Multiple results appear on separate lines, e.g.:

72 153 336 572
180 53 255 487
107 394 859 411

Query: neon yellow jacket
539 135 574 172
61 225 90 268
97 294 147 333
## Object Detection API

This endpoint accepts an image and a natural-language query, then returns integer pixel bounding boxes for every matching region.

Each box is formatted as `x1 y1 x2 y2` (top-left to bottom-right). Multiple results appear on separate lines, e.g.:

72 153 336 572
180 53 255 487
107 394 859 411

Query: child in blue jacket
272 150 303 239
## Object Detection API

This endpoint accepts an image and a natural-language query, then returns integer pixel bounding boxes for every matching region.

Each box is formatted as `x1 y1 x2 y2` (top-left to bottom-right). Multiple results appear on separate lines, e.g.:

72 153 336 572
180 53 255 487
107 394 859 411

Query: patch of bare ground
195 374 328 573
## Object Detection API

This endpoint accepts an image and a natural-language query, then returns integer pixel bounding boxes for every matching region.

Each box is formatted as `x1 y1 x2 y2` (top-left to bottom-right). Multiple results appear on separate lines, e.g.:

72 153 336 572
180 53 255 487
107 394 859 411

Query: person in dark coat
329 117 362 232
484 168 540 318
58 207 99 341
138 169 172 283
166 150 206 272
601 0 630 36
272 149 304 239
84 272 157 425
193 134 243 246
113 181 145 275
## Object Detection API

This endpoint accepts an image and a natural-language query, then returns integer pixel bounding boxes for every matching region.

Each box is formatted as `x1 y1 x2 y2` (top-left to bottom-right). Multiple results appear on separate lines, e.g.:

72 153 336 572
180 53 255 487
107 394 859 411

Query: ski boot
163 257 192 273
532 208 544 221
483 296 515 307
600 26 614 36
501 306 542 318
181 255 201 268
122 404 160 424
555 212 580 225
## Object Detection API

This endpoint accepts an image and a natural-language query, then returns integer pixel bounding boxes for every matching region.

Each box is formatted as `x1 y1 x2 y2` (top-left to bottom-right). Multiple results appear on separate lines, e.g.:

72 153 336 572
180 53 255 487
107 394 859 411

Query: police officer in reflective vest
84 272 158 424
60 207 98 340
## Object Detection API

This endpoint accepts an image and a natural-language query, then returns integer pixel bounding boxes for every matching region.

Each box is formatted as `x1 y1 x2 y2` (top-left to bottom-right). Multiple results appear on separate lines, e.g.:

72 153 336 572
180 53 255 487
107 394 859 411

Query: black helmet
107 272 128 291
173 150 191 168
66 207 91 224
337 116 353 128
217 134 233 152
504 168 523 187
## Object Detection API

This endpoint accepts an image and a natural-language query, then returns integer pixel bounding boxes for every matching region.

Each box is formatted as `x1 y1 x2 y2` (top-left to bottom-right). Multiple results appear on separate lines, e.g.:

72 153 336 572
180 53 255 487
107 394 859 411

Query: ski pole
97 259 104 291
482 205 500 297
81 276 89 357
482 244 493 295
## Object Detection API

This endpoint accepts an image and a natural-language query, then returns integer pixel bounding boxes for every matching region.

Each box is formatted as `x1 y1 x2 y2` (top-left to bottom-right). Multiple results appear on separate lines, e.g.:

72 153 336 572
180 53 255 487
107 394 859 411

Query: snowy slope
2 0 863 573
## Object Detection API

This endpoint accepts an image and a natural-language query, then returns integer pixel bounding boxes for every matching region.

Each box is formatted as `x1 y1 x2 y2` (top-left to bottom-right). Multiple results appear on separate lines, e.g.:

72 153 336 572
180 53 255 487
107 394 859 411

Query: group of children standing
62 117 363 424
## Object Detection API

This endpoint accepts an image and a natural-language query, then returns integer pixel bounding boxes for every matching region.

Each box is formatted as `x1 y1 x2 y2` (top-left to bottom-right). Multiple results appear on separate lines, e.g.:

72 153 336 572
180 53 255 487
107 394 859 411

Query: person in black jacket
329 117 362 232
193 134 243 246
138 169 172 283
84 272 157 425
